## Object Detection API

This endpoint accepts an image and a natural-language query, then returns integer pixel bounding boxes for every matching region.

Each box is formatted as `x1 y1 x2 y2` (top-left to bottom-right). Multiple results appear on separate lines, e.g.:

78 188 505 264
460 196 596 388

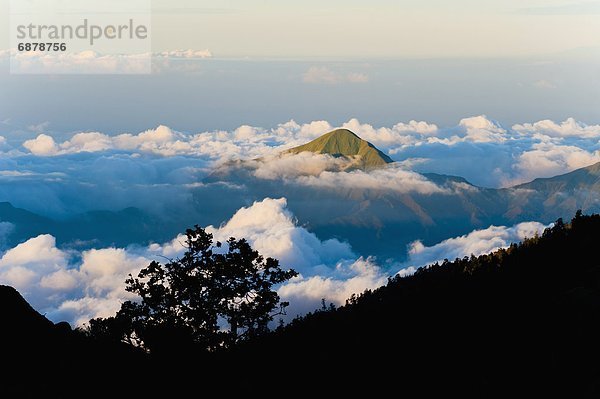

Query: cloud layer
302 67 369 84
1 115 599 218
0 196 551 326
0 198 381 325
9 115 600 190
3 49 213 74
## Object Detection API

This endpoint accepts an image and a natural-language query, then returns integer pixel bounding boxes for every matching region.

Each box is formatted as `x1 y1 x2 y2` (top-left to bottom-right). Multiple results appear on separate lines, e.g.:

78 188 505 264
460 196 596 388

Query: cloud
27 121 50 134
9 50 152 74
9 115 600 218
279 257 388 317
512 118 600 139
206 198 354 271
4 49 212 74
23 134 59 156
303 67 369 84
156 49 213 59
252 152 352 180
0 194 554 327
346 72 370 83
0 198 360 325
513 142 600 183
294 164 449 195
0 235 74 309
403 221 548 270
457 115 507 143
533 80 557 89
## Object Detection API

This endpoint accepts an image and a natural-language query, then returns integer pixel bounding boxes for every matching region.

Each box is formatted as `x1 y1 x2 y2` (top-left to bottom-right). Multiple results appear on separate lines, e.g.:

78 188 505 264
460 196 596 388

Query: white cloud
279 257 388 316
341 118 439 148
457 115 507 143
0 195 554 327
295 164 449 195
5 49 213 74
403 221 548 270
0 234 71 301
10 50 152 74
207 198 354 271
513 118 600 139
23 134 59 156
12 115 600 202
513 142 600 183
303 67 369 84
0 198 359 326
252 152 357 179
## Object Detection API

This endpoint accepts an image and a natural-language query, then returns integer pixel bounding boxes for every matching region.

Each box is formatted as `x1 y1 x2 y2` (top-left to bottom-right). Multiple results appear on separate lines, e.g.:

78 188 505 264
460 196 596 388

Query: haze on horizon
0 0 599 134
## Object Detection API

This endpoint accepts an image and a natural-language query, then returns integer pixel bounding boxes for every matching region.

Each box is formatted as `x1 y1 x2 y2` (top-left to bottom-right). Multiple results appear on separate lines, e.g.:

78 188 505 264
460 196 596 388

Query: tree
88 226 297 353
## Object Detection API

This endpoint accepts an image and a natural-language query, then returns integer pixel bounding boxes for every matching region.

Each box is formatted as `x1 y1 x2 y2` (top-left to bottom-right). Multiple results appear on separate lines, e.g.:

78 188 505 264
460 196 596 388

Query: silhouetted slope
4 213 600 397
227 212 600 397
0 286 148 397
0 285 53 333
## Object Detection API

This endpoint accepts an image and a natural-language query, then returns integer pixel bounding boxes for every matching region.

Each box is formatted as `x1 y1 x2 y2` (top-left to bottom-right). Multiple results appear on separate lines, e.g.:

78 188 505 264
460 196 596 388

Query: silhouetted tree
89 226 297 353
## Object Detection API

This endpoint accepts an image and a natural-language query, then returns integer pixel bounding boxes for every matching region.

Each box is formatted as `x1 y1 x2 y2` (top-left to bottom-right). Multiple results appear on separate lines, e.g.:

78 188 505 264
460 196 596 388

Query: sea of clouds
0 115 598 216
0 114 594 324
0 197 547 326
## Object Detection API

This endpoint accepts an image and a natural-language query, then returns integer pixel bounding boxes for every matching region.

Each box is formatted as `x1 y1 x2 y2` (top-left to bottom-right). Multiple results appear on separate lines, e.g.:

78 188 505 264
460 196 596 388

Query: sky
3 0 599 58
0 0 599 133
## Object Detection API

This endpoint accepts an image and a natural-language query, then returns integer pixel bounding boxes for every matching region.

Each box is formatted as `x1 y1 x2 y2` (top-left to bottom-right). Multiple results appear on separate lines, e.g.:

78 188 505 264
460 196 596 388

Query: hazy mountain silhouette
194 131 600 260
0 202 187 249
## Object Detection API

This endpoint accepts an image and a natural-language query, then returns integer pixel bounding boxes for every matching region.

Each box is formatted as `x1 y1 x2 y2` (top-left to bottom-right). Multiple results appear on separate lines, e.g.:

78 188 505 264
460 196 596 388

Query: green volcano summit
286 129 394 169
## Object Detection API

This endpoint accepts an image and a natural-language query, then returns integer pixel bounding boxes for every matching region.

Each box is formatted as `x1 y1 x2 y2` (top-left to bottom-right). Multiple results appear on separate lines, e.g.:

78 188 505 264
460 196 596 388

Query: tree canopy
87 226 297 353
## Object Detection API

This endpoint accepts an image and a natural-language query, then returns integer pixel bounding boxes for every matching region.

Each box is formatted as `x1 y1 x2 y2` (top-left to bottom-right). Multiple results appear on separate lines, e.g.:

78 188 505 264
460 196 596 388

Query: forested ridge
3 212 600 397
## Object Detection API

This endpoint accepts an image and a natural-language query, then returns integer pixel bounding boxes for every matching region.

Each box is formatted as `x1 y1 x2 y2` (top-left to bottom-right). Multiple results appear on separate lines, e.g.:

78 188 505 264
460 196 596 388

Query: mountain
0 202 193 249
507 161 600 221
518 161 600 192
286 128 394 169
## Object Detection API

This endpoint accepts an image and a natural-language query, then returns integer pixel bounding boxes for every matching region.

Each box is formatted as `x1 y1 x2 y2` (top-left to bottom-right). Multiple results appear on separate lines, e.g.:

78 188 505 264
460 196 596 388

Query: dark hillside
4 212 600 397
228 212 600 397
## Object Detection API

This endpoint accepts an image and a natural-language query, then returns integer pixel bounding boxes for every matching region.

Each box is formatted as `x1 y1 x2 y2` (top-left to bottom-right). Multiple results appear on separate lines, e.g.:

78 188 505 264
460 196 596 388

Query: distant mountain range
1 129 599 261
194 129 600 260
0 202 184 249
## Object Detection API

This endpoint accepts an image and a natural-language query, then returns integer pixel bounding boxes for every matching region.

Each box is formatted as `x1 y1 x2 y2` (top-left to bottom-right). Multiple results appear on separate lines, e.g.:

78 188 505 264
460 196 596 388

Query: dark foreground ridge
3 212 600 397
